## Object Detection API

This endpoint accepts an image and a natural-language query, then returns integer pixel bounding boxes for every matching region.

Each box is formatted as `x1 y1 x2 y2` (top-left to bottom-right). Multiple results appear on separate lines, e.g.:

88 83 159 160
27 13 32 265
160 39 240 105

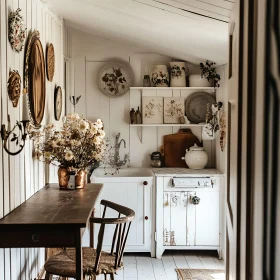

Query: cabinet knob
145 216 149 220
143 181 148 186
191 196 200 205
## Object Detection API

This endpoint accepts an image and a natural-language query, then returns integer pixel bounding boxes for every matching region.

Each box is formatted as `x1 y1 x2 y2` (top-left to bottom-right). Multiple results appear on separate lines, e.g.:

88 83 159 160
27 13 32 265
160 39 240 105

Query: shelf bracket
137 126 143 143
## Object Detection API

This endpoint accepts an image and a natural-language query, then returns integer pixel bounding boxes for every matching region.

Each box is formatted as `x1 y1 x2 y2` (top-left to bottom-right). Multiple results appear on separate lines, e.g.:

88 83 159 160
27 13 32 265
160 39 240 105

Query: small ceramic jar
182 144 208 169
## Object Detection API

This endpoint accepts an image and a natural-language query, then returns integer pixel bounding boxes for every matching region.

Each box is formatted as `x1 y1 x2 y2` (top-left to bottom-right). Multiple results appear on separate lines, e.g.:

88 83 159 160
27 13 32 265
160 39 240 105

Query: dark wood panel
227 102 233 225
0 229 76 248
0 183 103 228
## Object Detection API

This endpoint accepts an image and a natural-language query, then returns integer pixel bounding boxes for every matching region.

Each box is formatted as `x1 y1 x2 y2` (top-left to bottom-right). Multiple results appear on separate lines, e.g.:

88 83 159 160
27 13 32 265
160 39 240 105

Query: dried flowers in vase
29 113 106 173
200 60 221 88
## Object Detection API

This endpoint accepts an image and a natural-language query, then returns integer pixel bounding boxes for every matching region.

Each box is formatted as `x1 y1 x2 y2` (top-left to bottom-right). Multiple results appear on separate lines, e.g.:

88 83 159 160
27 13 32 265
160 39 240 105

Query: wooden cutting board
163 129 201 167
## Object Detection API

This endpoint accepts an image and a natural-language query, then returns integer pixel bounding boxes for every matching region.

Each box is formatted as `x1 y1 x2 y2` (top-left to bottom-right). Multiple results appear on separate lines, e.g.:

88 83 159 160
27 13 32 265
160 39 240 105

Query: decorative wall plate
54 86 62 121
185 92 216 123
24 31 46 128
98 62 134 97
7 70 21 107
46 43 55 82
8 8 26 52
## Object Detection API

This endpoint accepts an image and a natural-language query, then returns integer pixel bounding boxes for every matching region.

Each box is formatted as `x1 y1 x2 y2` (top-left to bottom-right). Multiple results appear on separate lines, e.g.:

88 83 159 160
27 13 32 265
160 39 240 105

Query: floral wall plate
98 62 134 97
8 8 26 52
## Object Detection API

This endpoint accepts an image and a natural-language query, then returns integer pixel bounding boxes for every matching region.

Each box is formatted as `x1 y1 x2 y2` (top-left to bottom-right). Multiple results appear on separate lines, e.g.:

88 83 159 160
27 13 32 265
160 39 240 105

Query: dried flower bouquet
29 113 106 172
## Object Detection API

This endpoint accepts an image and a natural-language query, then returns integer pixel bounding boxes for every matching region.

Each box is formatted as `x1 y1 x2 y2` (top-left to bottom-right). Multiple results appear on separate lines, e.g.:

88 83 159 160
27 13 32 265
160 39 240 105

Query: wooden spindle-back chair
44 200 135 280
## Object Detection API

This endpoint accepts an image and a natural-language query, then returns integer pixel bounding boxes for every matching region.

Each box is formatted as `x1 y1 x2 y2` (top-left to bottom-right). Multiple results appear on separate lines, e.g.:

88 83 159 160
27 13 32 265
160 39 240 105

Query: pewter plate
185 92 216 124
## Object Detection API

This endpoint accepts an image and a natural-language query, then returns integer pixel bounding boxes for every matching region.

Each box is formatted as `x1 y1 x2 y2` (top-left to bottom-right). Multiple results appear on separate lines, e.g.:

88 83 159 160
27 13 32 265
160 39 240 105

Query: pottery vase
150 64 169 87
169 62 187 87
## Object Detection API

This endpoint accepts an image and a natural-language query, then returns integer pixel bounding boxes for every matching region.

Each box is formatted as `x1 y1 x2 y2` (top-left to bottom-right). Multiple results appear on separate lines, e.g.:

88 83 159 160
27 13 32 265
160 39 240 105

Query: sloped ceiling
49 0 234 65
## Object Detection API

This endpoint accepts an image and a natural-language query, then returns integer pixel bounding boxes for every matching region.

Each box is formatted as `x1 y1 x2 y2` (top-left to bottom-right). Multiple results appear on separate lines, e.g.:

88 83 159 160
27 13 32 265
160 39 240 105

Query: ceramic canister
183 144 208 169
150 64 169 87
189 74 212 87
169 62 187 87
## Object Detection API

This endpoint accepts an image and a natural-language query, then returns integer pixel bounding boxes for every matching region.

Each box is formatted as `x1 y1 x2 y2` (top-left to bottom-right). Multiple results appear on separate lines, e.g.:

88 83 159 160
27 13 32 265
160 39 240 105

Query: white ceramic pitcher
169 61 188 87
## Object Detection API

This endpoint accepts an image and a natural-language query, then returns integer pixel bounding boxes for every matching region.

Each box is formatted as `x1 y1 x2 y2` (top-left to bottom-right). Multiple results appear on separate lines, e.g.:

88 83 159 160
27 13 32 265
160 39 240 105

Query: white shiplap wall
65 27 218 168
0 0 64 279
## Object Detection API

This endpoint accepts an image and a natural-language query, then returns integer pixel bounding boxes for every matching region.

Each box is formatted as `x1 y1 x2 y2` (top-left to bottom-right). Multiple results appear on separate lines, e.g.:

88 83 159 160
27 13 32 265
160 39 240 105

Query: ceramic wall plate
185 92 216 123
98 62 134 97
142 96 163 124
24 31 46 128
8 8 26 52
54 86 62 121
46 43 55 82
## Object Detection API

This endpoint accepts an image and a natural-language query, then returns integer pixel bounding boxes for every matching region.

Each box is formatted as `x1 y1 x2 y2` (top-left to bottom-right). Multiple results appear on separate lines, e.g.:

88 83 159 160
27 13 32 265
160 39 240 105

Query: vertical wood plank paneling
0 0 4 275
0 0 64 278
0 0 5 221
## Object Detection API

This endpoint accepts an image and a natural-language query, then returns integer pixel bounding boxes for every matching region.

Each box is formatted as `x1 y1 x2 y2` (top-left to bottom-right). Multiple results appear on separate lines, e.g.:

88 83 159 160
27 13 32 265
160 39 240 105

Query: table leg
76 228 83 280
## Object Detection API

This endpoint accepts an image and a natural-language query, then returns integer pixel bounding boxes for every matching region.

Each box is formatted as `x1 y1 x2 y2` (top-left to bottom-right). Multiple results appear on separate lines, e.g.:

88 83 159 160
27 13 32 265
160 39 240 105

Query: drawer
163 177 219 191
0 229 76 248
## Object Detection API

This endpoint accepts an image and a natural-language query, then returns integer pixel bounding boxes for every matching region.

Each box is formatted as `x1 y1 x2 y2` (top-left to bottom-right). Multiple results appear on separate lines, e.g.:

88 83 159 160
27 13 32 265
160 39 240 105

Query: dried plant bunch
200 60 221 88
29 113 106 172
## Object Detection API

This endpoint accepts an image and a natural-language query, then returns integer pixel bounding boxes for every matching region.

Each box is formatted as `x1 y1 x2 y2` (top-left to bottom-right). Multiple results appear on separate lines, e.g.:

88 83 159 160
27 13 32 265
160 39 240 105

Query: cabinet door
186 191 196 246
194 190 219 246
164 191 187 246
93 181 151 251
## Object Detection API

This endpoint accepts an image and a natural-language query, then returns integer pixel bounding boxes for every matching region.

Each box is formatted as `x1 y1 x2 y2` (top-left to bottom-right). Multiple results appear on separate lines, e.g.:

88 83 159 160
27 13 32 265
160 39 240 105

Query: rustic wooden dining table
0 183 103 280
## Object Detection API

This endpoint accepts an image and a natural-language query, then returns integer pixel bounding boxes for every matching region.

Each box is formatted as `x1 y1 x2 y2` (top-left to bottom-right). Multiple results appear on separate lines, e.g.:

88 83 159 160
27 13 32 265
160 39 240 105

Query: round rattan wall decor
46 43 55 82
24 30 46 128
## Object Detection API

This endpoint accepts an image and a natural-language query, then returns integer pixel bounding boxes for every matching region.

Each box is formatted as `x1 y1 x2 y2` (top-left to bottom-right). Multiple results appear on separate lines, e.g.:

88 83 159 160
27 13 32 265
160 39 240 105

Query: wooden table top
0 183 103 229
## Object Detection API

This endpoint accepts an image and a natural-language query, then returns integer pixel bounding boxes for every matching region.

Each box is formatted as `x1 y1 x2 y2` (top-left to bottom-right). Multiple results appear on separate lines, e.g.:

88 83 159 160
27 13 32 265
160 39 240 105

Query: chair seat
44 247 123 278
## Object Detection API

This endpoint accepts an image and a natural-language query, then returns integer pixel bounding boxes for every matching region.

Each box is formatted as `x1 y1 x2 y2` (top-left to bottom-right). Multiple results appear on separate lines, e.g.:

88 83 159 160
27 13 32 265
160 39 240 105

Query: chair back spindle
90 200 135 273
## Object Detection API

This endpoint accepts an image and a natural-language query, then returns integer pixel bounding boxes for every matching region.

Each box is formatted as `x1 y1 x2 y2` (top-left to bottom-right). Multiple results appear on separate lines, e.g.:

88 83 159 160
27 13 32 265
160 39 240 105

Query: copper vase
58 167 70 189
75 169 87 189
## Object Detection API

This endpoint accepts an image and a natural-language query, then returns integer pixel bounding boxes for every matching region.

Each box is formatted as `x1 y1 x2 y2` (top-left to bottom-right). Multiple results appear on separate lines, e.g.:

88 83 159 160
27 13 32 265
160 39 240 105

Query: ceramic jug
182 143 208 169
169 61 187 87
150 64 169 87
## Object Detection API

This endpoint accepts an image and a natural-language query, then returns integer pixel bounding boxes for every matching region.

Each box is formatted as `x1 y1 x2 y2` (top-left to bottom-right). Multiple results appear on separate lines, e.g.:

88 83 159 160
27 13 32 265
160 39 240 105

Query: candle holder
0 118 29 156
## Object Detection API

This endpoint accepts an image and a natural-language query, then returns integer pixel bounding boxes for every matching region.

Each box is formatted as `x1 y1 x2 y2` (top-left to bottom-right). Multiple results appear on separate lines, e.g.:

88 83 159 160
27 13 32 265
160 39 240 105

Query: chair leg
44 272 51 279
110 273 115 280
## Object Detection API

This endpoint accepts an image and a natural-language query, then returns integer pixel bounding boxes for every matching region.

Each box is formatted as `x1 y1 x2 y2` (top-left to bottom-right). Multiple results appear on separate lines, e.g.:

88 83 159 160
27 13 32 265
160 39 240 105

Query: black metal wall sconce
0 115 29 156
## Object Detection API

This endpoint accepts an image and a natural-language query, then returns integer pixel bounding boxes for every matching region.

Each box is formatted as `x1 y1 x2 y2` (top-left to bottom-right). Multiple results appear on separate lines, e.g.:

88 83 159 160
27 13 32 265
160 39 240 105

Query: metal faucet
115 133 129 167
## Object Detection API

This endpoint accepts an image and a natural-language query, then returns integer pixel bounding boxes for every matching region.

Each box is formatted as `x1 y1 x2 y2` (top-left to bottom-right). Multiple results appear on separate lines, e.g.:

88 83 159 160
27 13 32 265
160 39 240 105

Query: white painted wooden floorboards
71 251 224 280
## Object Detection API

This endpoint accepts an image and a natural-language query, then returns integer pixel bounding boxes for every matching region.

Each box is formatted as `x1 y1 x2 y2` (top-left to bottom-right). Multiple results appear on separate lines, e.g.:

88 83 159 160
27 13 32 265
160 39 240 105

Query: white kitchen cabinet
91 174 153 255
155 173 223 259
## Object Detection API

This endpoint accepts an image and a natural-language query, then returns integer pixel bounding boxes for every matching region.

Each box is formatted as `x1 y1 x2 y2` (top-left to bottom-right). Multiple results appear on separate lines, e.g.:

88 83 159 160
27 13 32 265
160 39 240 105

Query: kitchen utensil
185 91 216 123
163 129 200 168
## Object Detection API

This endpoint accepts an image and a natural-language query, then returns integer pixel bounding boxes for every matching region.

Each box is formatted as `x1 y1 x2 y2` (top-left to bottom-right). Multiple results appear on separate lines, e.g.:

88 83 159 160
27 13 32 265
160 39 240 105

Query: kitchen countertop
152 168 224 177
